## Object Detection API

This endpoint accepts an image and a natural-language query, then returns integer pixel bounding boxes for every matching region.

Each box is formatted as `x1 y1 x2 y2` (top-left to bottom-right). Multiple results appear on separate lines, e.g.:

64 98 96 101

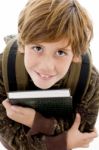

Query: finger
11 105 25 114
93 128 98 136
72 113 81 129
2 99 11 109
2 99 23 116
85 130 98 139
86 138 94 143
82 144 89 148
11 105 35 115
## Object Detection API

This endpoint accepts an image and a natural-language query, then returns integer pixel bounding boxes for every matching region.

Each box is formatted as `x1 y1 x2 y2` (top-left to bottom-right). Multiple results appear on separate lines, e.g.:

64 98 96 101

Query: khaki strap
16 51 28 90
2 39 28 92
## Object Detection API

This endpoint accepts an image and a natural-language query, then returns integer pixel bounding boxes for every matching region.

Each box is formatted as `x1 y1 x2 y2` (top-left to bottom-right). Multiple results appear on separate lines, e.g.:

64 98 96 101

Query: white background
0 0 99 150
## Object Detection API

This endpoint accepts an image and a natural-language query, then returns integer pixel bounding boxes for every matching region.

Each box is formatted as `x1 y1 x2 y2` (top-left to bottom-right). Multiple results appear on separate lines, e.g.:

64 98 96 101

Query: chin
36 84 52 89
33 82 54 89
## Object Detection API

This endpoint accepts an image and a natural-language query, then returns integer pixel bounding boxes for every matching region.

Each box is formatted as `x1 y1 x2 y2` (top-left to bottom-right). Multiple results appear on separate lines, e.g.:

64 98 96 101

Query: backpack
2 38 92 109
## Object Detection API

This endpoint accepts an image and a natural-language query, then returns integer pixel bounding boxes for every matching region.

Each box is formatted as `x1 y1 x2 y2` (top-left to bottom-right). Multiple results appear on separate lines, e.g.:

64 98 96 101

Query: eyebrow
32 43 72 51
57 47 71 51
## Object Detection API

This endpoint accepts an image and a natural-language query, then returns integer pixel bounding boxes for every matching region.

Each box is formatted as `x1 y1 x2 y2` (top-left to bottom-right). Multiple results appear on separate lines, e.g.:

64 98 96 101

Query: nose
39 56 55 73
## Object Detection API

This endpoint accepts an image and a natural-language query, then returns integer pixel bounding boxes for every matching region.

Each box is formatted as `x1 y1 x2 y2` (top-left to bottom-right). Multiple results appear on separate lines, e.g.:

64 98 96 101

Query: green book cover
8 89 73 119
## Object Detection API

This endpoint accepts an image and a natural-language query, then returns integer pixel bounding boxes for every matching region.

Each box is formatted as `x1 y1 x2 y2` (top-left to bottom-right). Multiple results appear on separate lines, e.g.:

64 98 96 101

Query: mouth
35 71 55 80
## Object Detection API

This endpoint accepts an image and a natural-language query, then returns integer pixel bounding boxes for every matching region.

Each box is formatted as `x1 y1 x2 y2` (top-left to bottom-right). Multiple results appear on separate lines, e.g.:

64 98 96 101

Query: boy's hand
67 113 98 149
2 99 56 135
2 99 36 127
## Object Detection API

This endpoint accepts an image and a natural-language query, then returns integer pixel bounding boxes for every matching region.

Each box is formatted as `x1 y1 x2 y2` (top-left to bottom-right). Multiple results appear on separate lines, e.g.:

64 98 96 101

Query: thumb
2 99 11 108
72 113 81 130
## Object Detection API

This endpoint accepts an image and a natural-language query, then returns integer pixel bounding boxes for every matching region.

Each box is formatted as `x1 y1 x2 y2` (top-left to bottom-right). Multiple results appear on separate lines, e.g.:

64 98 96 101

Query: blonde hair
18 0 93 55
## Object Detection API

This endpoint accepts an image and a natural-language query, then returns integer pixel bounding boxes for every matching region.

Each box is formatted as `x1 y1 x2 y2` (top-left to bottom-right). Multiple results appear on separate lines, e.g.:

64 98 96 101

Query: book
8 89 73 119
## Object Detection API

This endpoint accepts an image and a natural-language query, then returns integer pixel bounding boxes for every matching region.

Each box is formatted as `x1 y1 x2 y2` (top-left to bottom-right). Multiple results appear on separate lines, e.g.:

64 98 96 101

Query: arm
2 100 98 150
0 104 47 150
77 66 99 132
42 114 97 150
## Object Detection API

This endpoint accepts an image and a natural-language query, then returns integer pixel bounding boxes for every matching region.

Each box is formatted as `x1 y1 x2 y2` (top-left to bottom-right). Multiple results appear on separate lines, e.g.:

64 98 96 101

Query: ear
72 55 81 63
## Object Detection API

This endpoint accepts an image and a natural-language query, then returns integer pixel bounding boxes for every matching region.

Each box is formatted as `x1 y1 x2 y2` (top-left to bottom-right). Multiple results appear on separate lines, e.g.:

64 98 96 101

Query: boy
0 0 99 149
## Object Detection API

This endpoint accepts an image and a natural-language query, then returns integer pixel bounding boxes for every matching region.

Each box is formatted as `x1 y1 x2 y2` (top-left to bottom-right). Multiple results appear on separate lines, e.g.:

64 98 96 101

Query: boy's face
24 38 75 89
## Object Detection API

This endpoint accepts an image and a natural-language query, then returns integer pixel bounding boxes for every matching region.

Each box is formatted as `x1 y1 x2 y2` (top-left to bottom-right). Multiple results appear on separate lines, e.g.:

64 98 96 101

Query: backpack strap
73 51 92 109
2 39 28 92
7 40 17 91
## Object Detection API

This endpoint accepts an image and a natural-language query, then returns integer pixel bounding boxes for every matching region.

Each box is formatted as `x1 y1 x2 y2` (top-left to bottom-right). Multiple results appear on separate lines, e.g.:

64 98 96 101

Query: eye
32 46 43 53
56 50 67 56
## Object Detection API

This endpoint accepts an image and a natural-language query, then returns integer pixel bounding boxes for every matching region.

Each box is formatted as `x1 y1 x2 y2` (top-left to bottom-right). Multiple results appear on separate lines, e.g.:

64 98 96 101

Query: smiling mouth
35 71 55 80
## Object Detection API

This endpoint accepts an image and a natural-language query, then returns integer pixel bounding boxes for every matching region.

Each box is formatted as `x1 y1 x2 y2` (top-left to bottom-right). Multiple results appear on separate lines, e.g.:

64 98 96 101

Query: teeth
40 74 50 78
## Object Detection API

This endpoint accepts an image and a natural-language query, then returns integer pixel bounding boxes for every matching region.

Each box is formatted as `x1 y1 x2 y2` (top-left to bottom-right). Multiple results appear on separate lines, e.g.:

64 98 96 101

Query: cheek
24 53 33 70
24 53 39 72
58 57 72 74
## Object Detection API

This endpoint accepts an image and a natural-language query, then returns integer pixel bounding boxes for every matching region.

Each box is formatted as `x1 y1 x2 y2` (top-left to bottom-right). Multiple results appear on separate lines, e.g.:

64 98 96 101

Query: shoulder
4 34 16 44
90 66 99 88
89 66 99 96
0 53 7 101
83 65 99 101
0 53 3 79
